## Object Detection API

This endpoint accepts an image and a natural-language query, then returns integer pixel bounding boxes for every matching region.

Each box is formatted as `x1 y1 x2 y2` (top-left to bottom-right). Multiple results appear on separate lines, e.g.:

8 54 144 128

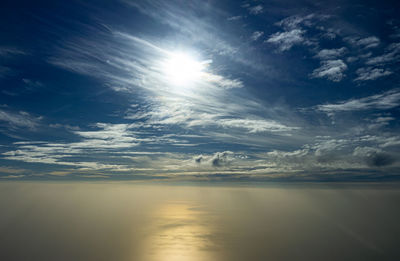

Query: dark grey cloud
365 152 395 167
211 151 233 167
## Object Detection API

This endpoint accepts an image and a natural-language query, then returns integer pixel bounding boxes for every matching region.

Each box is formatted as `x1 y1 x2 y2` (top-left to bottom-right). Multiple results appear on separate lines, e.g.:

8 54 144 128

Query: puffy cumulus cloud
194 155 203 163
264 136 399 174
193 151 235 167
354 67 392 81
211 151 234 167
353 147 395 167
310 59 347 82
266 29 305 51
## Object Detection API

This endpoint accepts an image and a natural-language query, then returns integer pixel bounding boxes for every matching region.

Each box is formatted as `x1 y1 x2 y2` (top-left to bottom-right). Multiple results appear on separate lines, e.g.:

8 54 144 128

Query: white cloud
0 109 42 130
204 73 243 89
315 47 347 60
248 5 263 15
346 36 380 49
275 14 323 30
218 119 299 133
227 16 242 21
354 67 392 81
251 31 264 41
316 89 400 113
357 36 380 49
366 42 400 65
310 59 347 82
266 29 305 51
73 123 140 149
2 123 142 170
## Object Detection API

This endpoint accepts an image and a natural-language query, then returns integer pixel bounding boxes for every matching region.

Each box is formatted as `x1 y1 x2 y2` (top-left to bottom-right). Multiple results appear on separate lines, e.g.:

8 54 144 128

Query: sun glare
162 52 206 86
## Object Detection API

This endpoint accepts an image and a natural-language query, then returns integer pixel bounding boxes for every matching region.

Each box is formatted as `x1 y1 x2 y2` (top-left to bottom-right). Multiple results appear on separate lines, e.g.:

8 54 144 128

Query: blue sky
0 0 399 181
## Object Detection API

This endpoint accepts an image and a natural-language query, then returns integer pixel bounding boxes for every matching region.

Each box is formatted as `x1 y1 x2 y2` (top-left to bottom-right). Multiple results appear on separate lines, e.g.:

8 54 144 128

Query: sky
1 0 400 181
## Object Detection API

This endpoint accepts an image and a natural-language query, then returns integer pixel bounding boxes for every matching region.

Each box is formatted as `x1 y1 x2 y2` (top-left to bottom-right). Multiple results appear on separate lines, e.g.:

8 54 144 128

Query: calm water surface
0 182 399 261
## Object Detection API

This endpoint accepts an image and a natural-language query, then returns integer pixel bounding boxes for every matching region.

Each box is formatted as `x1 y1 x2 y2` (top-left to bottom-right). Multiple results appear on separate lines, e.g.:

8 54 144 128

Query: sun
162 52 206 86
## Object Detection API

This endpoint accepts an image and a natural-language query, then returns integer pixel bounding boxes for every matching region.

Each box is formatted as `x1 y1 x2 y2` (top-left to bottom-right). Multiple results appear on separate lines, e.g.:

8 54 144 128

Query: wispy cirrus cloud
0 109 42 130
316 89 400 113
47 22 297 142
0 47 26 57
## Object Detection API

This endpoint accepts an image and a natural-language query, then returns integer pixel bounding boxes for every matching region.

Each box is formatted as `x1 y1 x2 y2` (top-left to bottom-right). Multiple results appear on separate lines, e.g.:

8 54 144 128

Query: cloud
73 123 140 149
266 29 305 51
22 78 44 88
357 36 380 48
263 135 400 175
315 47 347 60
316 89 400 113
367 116 396 129
266 14 332 53
248 5 263 15
353 147 395 167
218 119 299 133
251 31 264 41
211 151 233 167
0 167 26 174
0 109 42 130
275 14 323 30
193 151 235 167
365 152 395 167
0 47 25 57
310 59 347 82
345 36 380 49
2 123 141 170
0 47 26 79
194 155 203 163
354 67 392 81
227 16 242 21
204 73 244 89
366 42 400 65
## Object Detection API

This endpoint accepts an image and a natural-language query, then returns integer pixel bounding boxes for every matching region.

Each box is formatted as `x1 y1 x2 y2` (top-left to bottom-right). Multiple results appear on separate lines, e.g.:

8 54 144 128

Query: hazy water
0 182 399 261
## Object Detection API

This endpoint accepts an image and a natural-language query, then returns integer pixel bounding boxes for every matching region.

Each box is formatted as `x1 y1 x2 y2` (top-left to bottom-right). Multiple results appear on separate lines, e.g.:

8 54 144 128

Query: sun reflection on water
141 202 218 261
